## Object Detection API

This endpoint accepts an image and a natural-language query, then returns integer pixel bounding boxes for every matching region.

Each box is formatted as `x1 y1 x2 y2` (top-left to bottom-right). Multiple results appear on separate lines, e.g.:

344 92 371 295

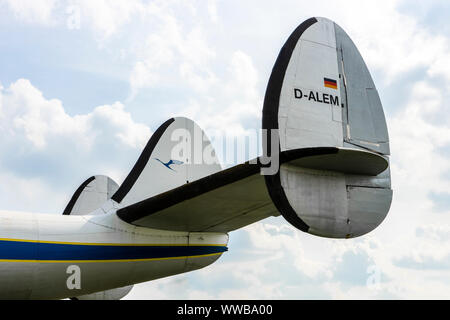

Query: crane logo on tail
154 158 184 171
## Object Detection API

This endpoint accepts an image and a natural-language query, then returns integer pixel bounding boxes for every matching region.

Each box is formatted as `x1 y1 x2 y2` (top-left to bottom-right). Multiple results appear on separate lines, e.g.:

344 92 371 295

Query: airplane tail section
27 16 395 301
111 117 222 208
262 17 392 238
263 17 389 154
115 17 392 239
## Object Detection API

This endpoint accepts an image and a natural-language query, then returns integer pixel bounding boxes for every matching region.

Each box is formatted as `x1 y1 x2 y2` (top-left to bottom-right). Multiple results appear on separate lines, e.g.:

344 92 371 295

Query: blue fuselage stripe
0 240 228 261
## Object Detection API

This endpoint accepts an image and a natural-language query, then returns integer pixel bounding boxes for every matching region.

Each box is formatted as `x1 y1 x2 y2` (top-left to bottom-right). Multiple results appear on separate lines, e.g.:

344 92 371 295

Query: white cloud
182 50 261 124
207 0 219 24
0 79 151 212
2 0 59 25
1 78 87 149
0 172 67 214
245 223 333 279
0 79 150 151
73 0 145 38
128 6 217 97
89 102 151 149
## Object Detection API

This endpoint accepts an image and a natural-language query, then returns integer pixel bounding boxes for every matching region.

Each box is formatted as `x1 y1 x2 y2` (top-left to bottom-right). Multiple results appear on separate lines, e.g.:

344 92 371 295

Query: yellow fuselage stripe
0 252 223 263
0 238 226 247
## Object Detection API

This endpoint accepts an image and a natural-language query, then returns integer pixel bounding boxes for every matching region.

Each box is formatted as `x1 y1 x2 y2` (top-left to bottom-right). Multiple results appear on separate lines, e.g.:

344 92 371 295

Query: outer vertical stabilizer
262 17 392 238
63 175 119 215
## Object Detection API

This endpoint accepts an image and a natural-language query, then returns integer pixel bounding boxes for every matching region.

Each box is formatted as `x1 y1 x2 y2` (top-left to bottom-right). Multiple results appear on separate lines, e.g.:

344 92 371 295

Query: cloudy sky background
0 0 449 299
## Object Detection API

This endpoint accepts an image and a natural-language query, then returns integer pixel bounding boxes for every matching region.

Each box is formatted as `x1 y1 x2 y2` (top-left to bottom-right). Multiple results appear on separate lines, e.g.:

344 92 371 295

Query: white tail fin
111 117 222 208
63 175 119 215
264 17 389 155
262 17 392 238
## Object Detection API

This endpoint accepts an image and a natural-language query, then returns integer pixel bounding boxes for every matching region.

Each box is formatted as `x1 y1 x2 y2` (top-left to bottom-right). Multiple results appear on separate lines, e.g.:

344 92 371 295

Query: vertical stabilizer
111 117 222 208
262 17 392 238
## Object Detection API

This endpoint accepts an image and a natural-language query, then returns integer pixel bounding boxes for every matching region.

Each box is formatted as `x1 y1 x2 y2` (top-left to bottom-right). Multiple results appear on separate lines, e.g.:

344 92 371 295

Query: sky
0 0 449 299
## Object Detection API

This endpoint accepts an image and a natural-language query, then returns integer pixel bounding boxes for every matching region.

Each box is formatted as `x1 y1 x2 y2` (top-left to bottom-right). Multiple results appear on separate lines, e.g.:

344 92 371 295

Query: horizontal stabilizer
288 148 388 176
117 161 277 232
117 147 343 232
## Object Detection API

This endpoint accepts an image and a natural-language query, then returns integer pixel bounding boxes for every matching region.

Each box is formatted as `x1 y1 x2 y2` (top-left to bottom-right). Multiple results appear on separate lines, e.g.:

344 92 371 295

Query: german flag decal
324 77 338 89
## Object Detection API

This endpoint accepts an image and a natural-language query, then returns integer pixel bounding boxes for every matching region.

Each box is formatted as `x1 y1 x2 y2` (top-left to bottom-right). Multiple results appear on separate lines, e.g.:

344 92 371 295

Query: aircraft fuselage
0 210 228 299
